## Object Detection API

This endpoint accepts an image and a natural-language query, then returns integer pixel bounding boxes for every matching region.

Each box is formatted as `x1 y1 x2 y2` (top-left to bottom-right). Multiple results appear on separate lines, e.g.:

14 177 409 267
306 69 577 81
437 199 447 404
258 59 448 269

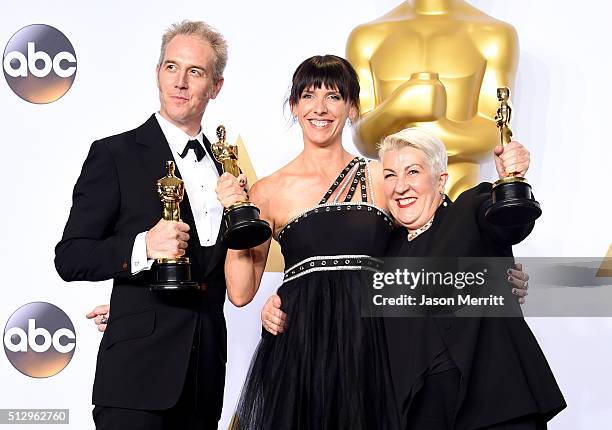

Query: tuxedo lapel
135 114 175 185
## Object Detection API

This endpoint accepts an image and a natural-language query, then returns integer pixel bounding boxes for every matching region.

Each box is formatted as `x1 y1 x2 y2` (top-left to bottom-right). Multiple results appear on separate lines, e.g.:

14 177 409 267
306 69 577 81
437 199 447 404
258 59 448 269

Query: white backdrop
0 0 610 428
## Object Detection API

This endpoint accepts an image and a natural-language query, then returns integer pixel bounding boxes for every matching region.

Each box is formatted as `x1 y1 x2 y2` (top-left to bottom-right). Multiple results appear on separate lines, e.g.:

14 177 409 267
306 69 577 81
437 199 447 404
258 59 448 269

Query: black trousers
93 317 220 430
404 368 547 430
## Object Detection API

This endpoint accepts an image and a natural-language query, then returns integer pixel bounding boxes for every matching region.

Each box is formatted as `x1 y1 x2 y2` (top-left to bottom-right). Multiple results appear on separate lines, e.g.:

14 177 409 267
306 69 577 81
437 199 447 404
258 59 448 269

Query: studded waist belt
283 254 383 283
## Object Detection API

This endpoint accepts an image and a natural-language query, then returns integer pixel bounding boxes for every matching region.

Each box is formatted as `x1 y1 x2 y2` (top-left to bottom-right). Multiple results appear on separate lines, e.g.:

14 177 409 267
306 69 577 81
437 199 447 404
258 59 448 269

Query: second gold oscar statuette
212 125 272 250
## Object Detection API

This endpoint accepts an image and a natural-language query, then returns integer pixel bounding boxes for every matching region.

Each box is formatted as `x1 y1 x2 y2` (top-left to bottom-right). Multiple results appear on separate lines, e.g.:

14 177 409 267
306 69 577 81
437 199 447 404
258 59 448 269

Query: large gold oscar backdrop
347 0 518 199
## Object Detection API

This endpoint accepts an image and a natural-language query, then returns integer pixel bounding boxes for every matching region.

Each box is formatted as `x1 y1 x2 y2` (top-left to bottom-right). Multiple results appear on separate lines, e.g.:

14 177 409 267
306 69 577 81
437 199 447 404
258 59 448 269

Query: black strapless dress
232 157 400 429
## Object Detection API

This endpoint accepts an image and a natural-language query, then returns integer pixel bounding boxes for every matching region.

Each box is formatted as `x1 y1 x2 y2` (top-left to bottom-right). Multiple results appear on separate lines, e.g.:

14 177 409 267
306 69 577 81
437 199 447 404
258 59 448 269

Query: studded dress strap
343 158 368 203
319 157 360 205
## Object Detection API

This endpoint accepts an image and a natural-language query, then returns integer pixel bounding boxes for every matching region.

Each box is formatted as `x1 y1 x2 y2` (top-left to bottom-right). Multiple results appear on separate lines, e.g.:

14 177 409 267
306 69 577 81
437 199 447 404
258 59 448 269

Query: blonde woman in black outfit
379 128 565 429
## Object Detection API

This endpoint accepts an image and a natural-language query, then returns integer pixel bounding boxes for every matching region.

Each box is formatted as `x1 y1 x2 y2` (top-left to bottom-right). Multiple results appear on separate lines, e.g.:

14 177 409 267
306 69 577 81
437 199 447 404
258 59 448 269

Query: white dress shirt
131 113 224 274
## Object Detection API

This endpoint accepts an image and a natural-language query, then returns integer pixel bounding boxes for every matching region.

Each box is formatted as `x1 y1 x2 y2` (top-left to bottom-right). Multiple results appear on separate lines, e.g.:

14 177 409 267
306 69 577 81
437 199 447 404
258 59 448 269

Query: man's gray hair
378 128 448 175
158 20 228 84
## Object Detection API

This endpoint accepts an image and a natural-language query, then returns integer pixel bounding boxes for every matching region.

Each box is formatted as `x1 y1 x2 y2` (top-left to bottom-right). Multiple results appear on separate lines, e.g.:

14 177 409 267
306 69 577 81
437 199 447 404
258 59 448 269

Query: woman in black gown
379 128 566 429
217 55 401 429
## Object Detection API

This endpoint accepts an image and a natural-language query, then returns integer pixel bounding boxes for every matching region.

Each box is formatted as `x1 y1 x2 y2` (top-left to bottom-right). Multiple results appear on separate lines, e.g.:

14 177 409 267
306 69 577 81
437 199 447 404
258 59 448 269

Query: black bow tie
179 139 206 161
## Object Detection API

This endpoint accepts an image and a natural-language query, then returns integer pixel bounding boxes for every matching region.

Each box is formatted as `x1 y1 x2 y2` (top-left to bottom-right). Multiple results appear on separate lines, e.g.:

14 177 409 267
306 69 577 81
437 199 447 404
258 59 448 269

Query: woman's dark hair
288 55 360 113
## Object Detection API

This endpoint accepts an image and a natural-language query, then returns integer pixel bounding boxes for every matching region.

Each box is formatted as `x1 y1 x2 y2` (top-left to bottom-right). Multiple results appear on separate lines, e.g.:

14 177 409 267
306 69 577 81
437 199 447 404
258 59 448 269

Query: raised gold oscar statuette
212 125 272 250
484 87 541 226
150 160 198 290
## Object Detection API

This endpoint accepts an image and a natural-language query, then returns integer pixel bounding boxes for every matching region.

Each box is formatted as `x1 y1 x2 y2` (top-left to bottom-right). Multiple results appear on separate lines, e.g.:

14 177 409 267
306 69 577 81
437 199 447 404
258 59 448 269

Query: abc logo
3 302 76 378
3 24 77 104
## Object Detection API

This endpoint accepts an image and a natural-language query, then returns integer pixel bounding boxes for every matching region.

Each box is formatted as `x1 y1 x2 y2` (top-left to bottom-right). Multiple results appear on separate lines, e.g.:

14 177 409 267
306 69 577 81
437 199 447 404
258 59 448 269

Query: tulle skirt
232 270 400 429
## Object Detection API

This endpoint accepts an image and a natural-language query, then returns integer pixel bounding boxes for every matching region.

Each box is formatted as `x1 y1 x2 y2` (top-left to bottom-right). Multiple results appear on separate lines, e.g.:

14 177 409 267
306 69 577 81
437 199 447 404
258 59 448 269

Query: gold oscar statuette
150 160 198 290
212 125 272 250
346 0 520 199
484 87 541 226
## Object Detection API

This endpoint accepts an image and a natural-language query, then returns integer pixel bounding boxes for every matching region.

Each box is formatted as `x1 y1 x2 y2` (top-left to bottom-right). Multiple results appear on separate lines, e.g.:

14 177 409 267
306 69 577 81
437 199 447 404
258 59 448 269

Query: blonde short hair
158 20 228 84
378 128 448 175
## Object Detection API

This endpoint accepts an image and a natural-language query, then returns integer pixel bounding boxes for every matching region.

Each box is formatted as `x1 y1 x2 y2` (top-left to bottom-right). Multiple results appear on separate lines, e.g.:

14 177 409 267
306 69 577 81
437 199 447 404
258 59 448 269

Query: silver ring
100 315 108 325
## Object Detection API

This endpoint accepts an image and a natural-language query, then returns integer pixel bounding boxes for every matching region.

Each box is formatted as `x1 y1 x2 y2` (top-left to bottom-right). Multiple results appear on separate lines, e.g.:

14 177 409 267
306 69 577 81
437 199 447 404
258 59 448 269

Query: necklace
406 195 447 241
407 215 435 241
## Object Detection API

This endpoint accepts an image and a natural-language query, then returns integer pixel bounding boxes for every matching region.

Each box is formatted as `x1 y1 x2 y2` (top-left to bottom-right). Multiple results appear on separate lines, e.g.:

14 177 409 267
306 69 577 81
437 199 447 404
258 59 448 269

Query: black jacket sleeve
55 140 135 282
469 182 535 247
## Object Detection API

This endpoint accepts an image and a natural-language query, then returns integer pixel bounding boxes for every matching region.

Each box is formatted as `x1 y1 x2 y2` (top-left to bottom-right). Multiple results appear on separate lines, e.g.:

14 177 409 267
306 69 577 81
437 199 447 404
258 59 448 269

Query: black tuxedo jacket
55 115 228 416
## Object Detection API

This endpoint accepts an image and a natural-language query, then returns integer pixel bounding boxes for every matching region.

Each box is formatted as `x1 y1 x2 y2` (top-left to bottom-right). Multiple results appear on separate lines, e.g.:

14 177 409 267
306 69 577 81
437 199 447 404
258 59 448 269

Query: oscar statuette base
150 258 199 291
223 202 272 250
485 176 542 227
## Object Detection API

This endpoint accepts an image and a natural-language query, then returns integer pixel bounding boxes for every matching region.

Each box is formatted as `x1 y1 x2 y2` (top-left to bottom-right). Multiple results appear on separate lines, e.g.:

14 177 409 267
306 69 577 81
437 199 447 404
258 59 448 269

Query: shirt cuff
131 231 155 275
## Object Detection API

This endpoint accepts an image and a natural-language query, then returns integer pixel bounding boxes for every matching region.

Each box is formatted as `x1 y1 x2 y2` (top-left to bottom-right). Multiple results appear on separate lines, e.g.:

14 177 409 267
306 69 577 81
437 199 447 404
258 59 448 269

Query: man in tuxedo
55 20 229 429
